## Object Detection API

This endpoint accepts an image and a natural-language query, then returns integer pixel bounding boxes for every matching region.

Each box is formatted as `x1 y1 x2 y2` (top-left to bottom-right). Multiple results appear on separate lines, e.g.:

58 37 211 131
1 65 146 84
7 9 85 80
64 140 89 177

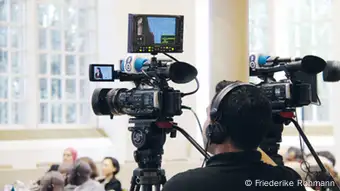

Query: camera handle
288 118 340 191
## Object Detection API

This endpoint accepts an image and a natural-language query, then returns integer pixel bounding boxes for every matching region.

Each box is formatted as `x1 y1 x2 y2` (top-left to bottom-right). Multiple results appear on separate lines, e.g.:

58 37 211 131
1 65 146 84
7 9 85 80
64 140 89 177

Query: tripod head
128 118 174 191
127 117 210 191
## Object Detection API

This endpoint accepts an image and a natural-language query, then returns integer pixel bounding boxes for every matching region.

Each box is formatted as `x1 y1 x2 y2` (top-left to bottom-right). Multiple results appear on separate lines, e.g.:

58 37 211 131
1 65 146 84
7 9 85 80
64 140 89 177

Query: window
286 0 332 123
0 0 25 125
248 0 271 84
37 0 96 126
249 0 332 124
0 0 97 129
248 0 270 54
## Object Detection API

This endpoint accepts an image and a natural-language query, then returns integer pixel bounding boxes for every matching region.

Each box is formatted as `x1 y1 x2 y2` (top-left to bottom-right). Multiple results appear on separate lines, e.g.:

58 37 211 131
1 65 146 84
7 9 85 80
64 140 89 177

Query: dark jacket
162 151 307 191
98 178 122 191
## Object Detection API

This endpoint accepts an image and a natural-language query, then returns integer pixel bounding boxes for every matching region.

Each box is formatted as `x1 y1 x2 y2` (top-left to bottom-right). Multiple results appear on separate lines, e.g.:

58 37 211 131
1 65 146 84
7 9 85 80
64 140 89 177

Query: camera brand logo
125 56 133 72
249 54 256 69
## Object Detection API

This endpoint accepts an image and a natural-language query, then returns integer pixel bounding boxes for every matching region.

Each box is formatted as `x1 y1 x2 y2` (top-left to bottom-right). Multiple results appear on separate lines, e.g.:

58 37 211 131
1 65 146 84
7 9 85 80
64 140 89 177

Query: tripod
128 118 169 191
261 112 340 191
127 117 210 191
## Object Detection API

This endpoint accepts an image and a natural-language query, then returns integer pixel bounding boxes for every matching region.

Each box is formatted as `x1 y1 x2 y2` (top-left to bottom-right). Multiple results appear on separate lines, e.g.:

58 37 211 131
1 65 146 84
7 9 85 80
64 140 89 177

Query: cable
173 125 210 159
312 94 322 106
181 78 199 97
181 105 210 166
162 53 200 97
182 105 203 137
201 140 210 167
163 52 179 62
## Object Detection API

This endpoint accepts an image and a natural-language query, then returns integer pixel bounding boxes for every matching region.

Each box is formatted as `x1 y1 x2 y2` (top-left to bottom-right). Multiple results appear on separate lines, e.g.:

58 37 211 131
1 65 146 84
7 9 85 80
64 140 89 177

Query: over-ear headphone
206 82 255 144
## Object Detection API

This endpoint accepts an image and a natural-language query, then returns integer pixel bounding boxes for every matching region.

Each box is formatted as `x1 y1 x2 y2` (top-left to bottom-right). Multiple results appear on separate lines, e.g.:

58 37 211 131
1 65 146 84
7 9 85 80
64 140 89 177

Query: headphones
206 82 255 144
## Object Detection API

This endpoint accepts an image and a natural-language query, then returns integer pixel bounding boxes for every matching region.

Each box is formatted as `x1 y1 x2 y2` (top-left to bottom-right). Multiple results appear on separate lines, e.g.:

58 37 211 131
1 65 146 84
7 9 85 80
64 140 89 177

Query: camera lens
91 88 128 116
91 88 112 115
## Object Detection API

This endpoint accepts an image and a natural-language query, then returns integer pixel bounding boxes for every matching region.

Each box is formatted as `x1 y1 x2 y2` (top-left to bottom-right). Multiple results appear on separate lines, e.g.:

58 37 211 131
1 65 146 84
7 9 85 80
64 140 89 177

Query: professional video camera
249 54 340 191
89 14 207 191
249 54 326 113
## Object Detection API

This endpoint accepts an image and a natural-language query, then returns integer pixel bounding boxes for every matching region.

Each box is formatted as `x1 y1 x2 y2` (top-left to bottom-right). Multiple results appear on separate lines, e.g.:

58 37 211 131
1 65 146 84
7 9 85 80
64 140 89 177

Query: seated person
59 163 77 191
63 147 78 164
285 147 304 162
162 80 306 191
307 151 336 167
78 157 99 180
68 160 104 191
40 171 65 191
98 157 122 191
305 154 340 187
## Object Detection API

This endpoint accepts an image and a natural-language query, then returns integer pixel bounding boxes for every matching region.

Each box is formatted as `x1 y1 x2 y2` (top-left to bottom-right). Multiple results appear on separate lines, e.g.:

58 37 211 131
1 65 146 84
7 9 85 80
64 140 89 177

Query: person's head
78 156 99 179
285 147 303 162
203 80 272 154
68 159 92 186
137 17 143 25
96 67 101 74
316 151 336 167
101 157 120 178
58 163 73 180
47 164 60 172
63 147 78 164
40 171 65 191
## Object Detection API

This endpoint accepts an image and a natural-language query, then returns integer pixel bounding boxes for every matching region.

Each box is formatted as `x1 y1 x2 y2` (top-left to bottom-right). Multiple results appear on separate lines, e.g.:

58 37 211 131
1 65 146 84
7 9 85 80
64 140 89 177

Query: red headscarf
65 147 78 161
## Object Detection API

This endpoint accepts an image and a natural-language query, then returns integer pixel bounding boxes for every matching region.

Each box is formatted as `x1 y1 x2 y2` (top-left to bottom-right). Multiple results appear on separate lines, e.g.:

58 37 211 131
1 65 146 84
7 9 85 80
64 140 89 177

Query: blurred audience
78 157 99 180
59 163 77 191
63 147 78 164
284 148 340 191
307 151 336 167
98 157 122 191
285 146 304 162
68 160 104 191
39 171 65 191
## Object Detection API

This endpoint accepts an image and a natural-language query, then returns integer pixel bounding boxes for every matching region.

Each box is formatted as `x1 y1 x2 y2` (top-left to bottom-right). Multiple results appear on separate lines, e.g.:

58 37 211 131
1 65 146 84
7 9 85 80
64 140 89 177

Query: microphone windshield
323 61 340 82
301 55 326 74
169 62 198 83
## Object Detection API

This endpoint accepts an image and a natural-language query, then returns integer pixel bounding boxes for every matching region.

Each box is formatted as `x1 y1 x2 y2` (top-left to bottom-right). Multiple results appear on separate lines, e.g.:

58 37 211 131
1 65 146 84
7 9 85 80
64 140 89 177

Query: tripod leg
135 185 140 191
130 176 136 191
141 185 152 191
155 185 161 191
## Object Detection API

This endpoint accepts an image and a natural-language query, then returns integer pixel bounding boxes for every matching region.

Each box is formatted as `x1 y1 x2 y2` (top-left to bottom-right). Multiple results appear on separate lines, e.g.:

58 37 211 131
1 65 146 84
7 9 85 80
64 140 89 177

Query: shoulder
267 164 303 180
162 168 209 191
106 179 122 191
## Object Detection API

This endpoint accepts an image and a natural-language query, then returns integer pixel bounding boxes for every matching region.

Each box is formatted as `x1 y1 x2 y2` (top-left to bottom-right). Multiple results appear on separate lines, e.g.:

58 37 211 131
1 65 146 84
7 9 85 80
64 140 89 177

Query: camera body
249 53 325 112
257 80 312 112
91 85 182 118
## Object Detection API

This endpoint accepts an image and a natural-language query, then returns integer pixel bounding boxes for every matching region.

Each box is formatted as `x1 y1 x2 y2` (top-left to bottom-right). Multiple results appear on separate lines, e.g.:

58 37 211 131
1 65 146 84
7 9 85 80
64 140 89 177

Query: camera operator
162 80 306 191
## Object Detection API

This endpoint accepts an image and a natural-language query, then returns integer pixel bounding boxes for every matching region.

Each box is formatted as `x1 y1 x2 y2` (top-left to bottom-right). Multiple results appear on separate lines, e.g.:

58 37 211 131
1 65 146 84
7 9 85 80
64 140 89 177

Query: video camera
89 14 196 119
88 14 200 191
249 54 327 113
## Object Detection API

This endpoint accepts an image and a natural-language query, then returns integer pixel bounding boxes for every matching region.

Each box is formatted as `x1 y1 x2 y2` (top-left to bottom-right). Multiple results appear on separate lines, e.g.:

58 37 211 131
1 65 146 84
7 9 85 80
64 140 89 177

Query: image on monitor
93 66 113 80
136 16 176 45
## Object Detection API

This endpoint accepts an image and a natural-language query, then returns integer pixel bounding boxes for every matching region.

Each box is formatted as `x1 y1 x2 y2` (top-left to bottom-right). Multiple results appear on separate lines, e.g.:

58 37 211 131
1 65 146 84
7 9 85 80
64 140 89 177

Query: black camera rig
250 54 340 191
89 14 210 191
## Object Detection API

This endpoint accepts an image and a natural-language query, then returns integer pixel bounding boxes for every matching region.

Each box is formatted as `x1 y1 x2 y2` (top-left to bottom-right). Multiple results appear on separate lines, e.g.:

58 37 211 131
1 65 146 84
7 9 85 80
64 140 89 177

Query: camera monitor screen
89 64 115 81
128 14 184 53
